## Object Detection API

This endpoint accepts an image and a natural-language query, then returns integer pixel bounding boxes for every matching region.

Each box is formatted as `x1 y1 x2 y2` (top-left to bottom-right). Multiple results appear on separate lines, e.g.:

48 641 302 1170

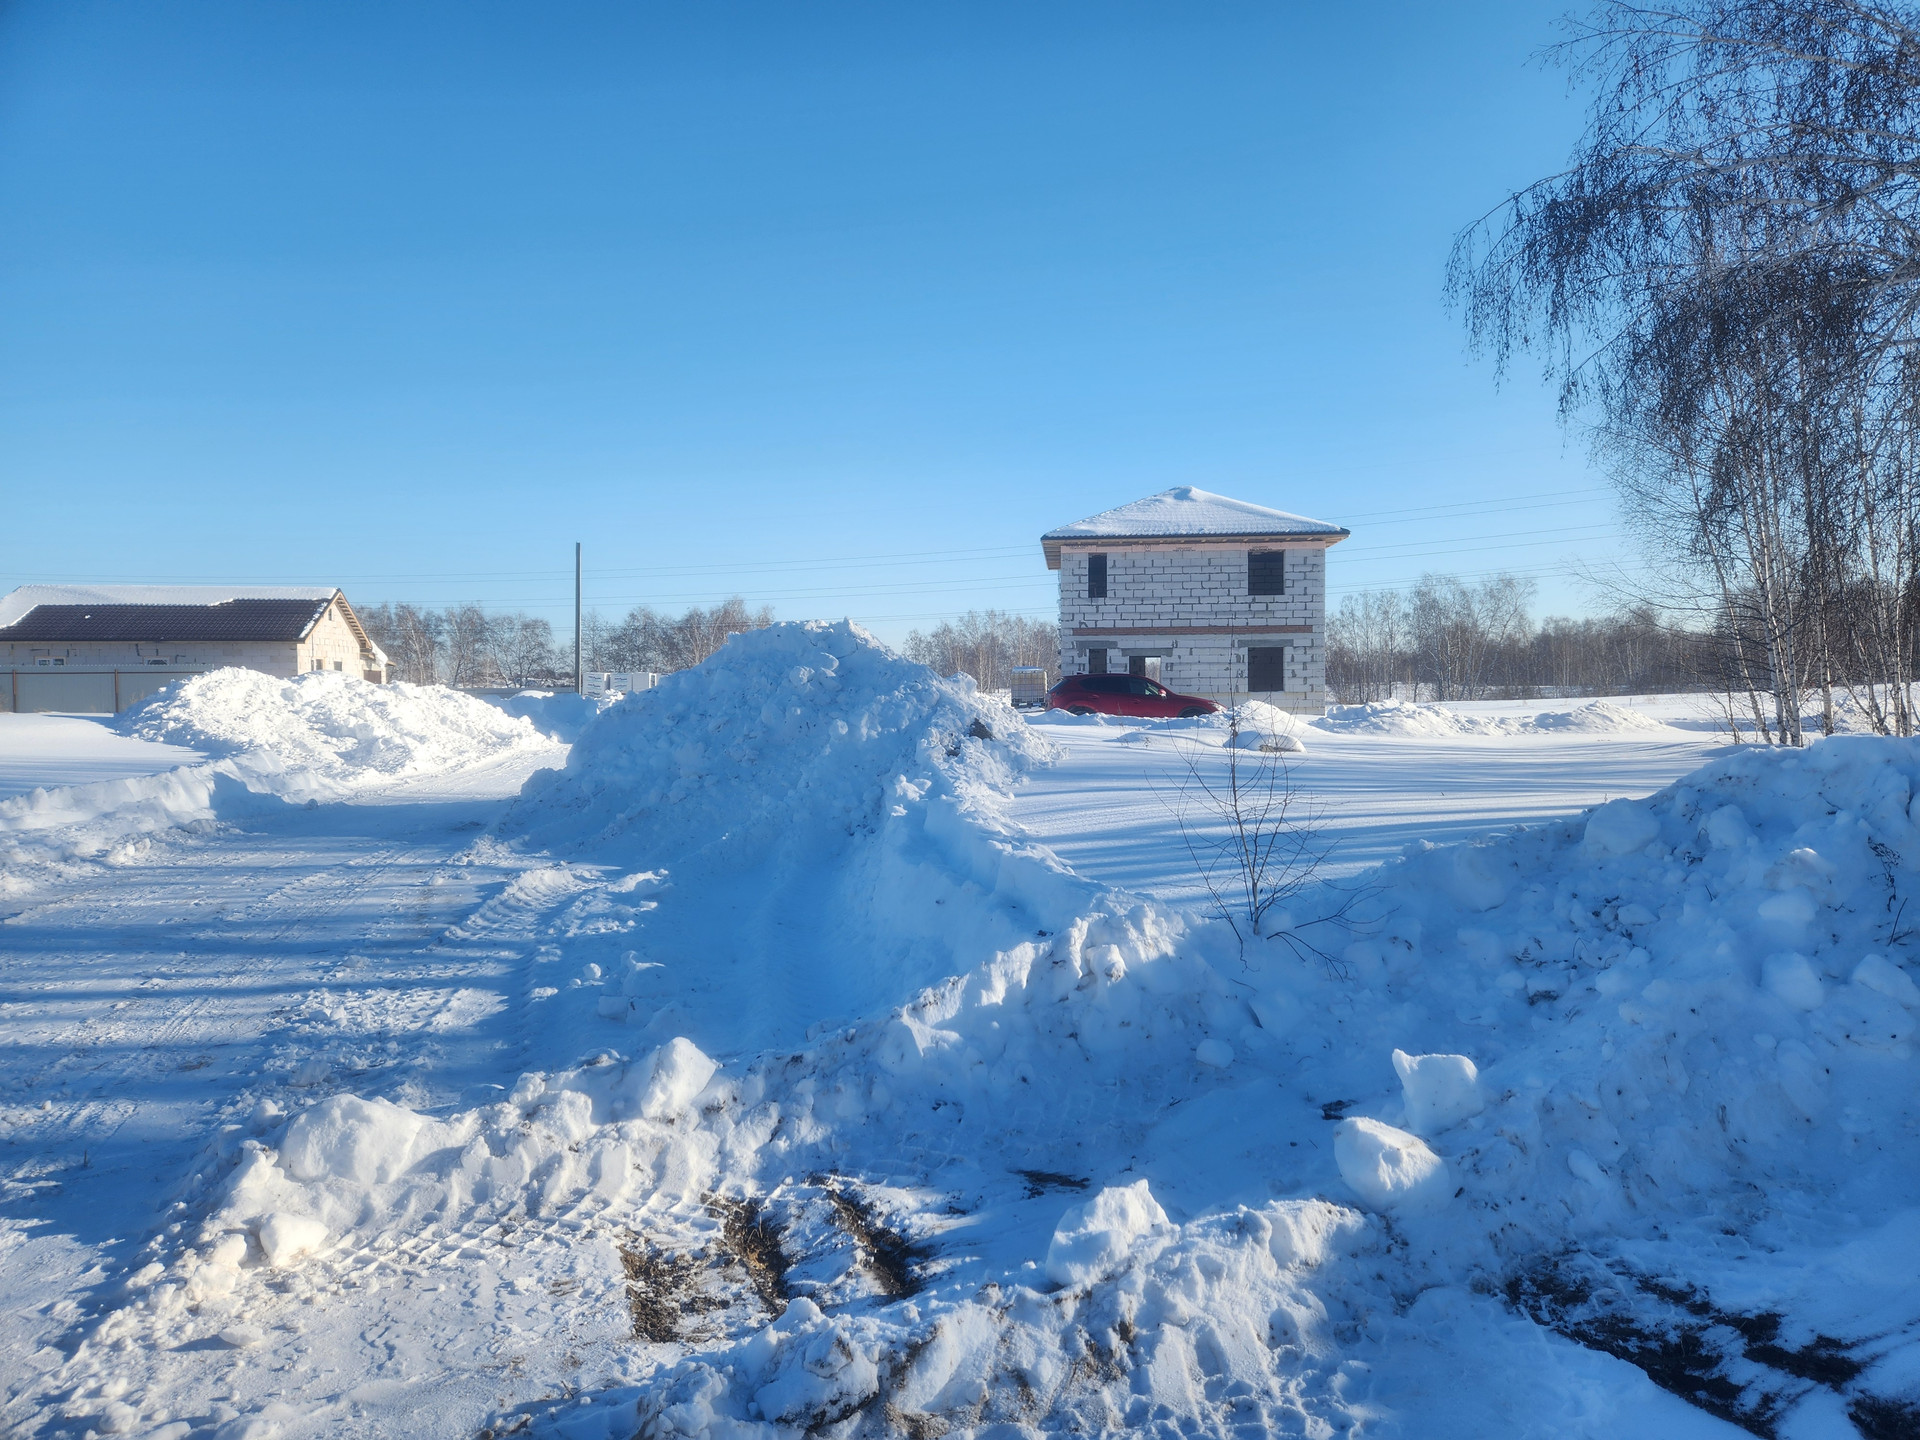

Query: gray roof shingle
0 598 333 643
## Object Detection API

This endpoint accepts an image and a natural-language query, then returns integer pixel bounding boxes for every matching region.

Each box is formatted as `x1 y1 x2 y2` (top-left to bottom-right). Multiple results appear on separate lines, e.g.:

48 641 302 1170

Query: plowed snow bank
1316 697 1668 736
123 668 548 791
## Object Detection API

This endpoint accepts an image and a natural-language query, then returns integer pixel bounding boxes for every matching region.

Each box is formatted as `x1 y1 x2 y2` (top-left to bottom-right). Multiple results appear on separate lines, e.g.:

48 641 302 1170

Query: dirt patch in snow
1508 1254 1874 1437
816 1177 928 1300
709 1194 791 1316
619 1241 726 1344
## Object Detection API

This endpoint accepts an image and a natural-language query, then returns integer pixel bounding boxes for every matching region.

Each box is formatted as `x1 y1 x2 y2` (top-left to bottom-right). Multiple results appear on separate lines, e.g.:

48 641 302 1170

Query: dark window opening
1088 553 1108 600
1247 646 1289 692
1248 549 1287 596
1086 646 1108 674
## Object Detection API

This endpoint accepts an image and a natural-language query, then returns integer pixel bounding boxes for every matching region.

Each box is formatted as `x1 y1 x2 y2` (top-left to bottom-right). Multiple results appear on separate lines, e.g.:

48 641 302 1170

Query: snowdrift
478 687 606 741
0 670 558 900
489 621 1094 1053
122 668 549 794
1316 697 1669 737
113 630 1920 1436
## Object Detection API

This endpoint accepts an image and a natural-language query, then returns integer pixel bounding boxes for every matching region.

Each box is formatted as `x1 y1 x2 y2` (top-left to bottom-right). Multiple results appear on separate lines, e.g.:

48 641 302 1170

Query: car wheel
1068 706 1094 716
1179 707 1208 718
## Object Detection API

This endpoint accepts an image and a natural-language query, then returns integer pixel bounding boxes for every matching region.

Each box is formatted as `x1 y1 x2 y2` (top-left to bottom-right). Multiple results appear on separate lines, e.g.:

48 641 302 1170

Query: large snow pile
0 671 557 899
495 620 1070 1048
1317 697 1669 737
121 668 549 797
88 627 1920 1436
479 687 606 741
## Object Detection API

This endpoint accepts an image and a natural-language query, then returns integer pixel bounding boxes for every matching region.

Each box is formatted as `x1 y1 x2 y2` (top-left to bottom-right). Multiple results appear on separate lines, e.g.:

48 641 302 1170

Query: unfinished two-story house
1042 487 1349 715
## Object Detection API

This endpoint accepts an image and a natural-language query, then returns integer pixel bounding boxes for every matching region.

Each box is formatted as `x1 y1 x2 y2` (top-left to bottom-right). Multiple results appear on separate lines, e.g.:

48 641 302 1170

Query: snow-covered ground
1016 696 1730 898
1 648 1915 1440
0 714 207 801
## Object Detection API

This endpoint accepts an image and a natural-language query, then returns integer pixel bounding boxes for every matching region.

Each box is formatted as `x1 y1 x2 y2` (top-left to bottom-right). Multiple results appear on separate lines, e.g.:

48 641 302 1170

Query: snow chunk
253 1212 327 1267
1759 888 1818 932
1264 1200 1367 1270
1566 1150 1608 1188
1704 804 1750 849
1195 1038 1234 1068
1333 1117 1451 1212
1855 954 1920 1008
613 1037 719 1121
1763 953 1826 1012
1391 1049 1484 1134
1582 799 1660 857
1045 1180 1169 1288
1446 844 1511 912
280 1094 431 1185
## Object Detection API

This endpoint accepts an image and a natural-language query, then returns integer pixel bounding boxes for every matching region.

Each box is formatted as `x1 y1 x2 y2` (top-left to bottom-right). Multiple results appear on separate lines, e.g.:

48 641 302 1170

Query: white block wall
1055 542 1330 713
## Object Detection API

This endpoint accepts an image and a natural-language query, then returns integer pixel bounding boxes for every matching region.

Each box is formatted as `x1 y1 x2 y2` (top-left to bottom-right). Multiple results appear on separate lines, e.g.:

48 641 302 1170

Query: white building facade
1043 487 1349 715
0 585 391 714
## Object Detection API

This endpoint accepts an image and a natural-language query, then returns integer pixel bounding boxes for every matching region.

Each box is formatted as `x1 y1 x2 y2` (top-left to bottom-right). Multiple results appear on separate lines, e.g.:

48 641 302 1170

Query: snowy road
0 747 592 1437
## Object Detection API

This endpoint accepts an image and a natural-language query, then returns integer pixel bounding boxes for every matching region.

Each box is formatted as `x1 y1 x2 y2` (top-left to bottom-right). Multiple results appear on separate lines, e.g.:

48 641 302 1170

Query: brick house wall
297 599 384 679
1055 540 1333 713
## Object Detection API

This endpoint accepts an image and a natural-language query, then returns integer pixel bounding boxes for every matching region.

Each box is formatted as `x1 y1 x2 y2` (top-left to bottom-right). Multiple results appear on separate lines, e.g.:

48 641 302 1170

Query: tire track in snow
0 828 499 1191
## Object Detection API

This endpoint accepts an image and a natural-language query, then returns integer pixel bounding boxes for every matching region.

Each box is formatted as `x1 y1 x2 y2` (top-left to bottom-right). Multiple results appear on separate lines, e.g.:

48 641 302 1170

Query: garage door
10 671 118 714
2 669 204 714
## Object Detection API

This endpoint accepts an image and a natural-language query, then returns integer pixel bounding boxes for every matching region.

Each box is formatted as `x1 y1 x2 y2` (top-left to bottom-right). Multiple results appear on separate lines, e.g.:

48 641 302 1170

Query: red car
1046 673 1221 719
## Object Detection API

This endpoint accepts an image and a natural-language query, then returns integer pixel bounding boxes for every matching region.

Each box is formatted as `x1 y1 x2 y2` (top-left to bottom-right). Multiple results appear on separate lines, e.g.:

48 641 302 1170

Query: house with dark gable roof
1042 487 1350 714
0 585 391 713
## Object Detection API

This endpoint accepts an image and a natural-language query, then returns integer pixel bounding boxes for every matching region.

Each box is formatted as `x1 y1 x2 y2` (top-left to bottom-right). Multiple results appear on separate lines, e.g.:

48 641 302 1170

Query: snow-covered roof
1041 487 1347 568
0 584 338 631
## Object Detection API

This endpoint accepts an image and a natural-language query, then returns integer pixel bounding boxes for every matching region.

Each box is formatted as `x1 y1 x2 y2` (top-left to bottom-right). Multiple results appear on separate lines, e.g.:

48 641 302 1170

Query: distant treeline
580 597 775 677
902 610 1059 693
1328 573 1717 704
359 597 775 688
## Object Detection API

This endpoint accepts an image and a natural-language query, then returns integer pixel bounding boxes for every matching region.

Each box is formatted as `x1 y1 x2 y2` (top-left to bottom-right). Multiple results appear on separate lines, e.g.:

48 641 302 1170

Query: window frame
1087 552 1108 600
1247 549 1287 597
1247 645 1290 692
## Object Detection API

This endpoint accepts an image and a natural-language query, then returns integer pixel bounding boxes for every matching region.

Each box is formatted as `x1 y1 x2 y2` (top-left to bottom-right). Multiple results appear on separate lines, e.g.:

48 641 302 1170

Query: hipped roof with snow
0 585 382 659
1041 486 1348 569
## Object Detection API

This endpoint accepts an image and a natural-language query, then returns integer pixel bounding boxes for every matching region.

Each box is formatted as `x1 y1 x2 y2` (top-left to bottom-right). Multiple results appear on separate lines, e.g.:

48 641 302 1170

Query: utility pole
574 541 583 695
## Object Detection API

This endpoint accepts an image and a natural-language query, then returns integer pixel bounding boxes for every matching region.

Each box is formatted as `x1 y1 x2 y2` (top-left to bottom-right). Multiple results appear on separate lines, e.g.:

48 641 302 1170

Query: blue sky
0 1 1624 643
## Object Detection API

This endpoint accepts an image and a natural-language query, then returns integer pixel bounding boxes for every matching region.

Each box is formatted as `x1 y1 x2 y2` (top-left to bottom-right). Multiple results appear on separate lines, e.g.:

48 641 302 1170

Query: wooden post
113 671 121 711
